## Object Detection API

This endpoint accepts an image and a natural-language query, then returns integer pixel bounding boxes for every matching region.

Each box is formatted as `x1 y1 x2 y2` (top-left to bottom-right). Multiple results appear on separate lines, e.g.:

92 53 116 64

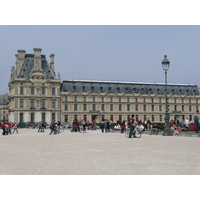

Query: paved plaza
0 128 200 175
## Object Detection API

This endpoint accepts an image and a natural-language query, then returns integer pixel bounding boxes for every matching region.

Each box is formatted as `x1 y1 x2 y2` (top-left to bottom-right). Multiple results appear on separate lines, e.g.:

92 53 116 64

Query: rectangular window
159 98 162 103
151 98 154 103
189 105 192 112
159 105 162 111
196 99 198 104
127 104 130 111
52 87 55 95
52 101 56 108
65 115 68 122
119 97 121 103
135 104 138 111
110 97 113 102
31 87 34 95
110 104 113 111
110 115 113 121
182 105 184 112
159 115 162 122
84 97 86 102
74 104 78 111
84 104 87 111
74 97 77 102
119 104 122 111
20 99 24 108
65 103 68 111
30 99 34 108
102 97 104 102
174 105 177 111
174 99 177 103
101 104 105 111
31 113 34 123
84 115 87 121
143 105 146 111
74 115 78 120
20 87 24 95
41 99 45 108
127 115 130 121
119 115 122 122
152 115 154 122
93 97 95 102
182 99 184 104
52 113 55 121
101 115 105 121
135 98 138 103
127 98 130 103
189 99 191 104
42 87 45 95
65 96 68 102
196 105 199 111
144 115 147 122
151 105 154 111
144 98 146 103
92 104 96 111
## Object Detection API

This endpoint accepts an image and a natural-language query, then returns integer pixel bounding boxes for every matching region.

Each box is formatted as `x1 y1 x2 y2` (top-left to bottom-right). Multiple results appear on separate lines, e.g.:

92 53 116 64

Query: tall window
159 98 162 103
144 98 146 103
182 105 184 112
84 97 86 102
143 105 146 111
101 104 105 111
102 97 104 102
110 115 113 121
189 105 192 112
74 115 78 120
30 99 34 108
65 115 68 122
135 98 138 103
52 113 55 121
174 105 177 111
119 104 122 111
20 99 24 108
74 97 77 102
65 103 68 111
159 105 162 111
196 99 198 104
119 97 121 103
119 115 122 122
182 99 184 104
151 98 154 103
42 87 45 95
92 104 96 111
31 87 34 95
174 99 177 103
84 104 87 111
151 105 154 111
74 104 78 111
93 97 95 102
152 115 154 122
20 87 24 95
110 97 113 102
135 104 138 111
30 113 34 123
41 99 46 108
84 115 87 121
52 87 55 95
127 98 130 103
110 104 113 111
65 96 68 102
127 104 130 111
52 101 56 108
20 113 23 122
159 115 162 122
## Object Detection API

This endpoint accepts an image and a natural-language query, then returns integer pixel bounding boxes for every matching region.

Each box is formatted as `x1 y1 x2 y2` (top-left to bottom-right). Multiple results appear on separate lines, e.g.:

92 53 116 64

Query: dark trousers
194 121 199 133
2 127 5 135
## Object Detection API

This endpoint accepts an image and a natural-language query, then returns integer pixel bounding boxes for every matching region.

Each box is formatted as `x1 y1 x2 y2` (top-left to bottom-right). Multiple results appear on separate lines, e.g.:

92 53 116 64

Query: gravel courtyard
1 128 200 175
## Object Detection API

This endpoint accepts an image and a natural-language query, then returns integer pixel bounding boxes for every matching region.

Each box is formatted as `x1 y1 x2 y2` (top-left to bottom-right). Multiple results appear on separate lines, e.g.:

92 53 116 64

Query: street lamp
162 55 172 136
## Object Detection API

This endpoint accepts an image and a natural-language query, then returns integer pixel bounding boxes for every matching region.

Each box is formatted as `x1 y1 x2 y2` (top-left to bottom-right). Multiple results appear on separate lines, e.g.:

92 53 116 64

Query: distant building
0 94 8 122
4 48 200 126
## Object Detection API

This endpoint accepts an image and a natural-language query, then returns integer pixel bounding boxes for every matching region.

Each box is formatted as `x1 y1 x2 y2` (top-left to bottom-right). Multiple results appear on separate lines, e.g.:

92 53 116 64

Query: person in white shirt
184 118 189 128
134 123 144 133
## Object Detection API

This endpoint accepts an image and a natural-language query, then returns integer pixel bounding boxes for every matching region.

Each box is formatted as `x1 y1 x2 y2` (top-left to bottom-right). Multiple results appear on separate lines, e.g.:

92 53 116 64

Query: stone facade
4 48 200 125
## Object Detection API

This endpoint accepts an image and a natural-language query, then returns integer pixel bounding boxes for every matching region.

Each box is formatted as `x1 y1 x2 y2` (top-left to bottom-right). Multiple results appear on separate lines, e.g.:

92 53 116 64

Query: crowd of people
0 121 18 135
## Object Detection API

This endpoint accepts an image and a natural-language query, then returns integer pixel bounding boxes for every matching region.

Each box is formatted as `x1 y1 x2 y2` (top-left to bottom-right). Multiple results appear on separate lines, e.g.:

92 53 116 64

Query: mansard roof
18 54 55 79
61 80 200 96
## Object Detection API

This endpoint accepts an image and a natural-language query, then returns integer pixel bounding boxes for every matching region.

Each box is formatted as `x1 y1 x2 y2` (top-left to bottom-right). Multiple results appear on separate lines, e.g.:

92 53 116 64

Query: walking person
1 121 6 135
49 120 56 135
194 110 200 133
12 123 18 134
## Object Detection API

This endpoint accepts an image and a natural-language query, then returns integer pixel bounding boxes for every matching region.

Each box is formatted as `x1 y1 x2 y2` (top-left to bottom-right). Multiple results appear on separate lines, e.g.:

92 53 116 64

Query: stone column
33 48 42 70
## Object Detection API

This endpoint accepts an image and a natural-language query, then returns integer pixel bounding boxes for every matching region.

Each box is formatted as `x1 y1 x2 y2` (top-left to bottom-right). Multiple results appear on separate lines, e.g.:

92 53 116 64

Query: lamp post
162 55 172 136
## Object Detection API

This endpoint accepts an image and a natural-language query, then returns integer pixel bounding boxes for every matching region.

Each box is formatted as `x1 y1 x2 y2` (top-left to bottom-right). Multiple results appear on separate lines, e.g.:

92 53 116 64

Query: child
173 125 182 136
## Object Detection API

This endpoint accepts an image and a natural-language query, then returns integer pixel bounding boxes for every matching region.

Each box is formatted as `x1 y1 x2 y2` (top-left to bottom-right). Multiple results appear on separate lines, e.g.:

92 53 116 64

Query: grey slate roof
61 80 200 95
18 54 55 79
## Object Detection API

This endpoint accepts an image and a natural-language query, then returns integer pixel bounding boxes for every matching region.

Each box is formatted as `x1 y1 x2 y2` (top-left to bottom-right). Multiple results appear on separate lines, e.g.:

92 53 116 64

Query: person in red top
1 121 6 135
8 121 12 134
169 120 175 131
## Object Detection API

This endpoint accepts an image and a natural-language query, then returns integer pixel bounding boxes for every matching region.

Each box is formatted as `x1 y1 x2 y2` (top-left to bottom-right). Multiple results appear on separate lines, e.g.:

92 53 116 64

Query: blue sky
1 25 200 94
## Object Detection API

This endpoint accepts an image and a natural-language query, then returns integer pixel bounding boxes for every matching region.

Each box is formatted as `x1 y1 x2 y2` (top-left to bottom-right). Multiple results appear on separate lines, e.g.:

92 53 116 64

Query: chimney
33 48 42 70
50 54 55 72
16 50 26 75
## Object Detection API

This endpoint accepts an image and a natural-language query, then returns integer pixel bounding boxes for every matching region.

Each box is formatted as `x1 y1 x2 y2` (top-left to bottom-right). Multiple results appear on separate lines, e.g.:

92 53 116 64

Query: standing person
100 120 105 133
38 121 42 132
194 110 200 133
169 120 175 131
49 120 55 135
147 118 151 130
1 121 6 135
12 123 18 134
8 121 12 134
129 121 135 138
184 118 189 128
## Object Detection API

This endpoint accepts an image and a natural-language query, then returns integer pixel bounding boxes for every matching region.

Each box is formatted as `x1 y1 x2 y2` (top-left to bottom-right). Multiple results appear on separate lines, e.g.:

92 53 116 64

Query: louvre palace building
1 48 200 126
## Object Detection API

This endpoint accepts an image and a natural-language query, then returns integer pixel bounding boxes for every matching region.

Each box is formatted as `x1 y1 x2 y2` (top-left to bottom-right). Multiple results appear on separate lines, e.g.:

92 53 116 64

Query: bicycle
125 128 142 138
79 125 86 133
55 126 64 134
